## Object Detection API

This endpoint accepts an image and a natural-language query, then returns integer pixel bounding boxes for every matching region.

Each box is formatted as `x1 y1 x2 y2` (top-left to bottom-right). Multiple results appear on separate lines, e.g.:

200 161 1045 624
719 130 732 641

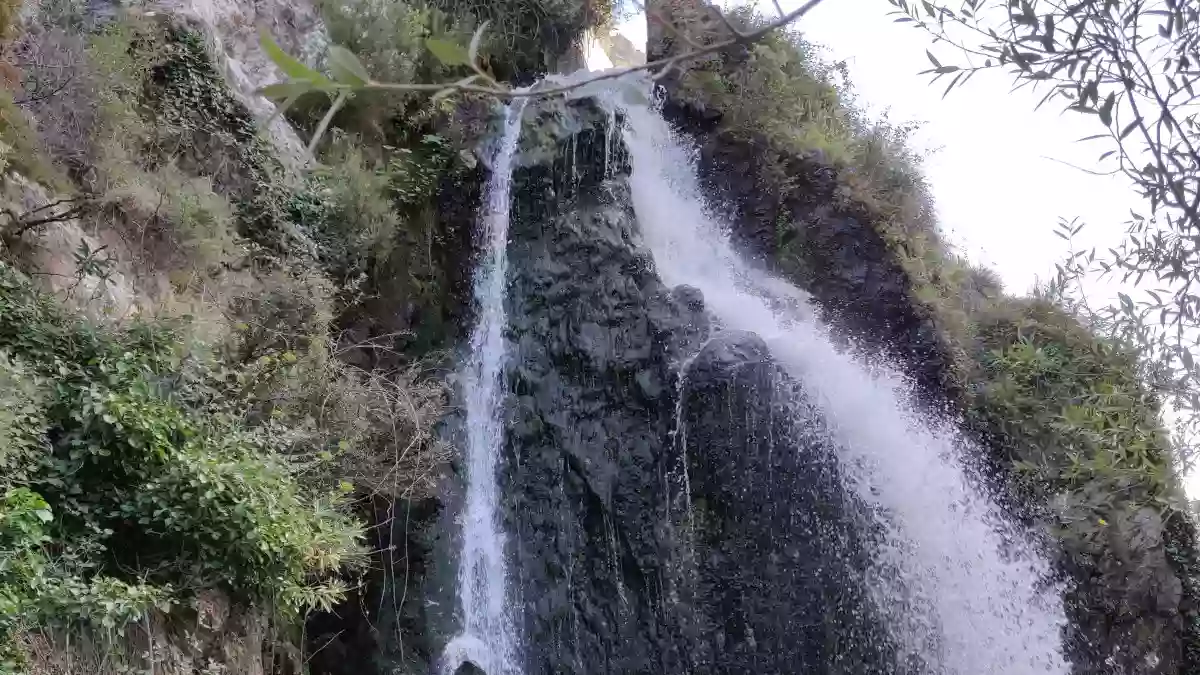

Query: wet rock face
502 99 708 674
454 661 486 675
659 101 956 406
498 99 892 675
678 332 896 675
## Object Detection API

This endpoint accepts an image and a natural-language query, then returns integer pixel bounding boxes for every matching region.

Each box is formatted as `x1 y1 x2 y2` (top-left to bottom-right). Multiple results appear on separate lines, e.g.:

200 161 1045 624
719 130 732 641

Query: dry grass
17 592 277 675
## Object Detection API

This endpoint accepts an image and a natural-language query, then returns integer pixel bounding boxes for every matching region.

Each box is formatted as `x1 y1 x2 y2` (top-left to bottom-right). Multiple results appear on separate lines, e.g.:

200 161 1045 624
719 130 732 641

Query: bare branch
1 197 99 243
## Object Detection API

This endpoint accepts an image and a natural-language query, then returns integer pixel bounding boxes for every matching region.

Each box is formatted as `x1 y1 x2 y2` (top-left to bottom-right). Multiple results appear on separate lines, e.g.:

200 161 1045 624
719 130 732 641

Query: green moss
145 28 299 251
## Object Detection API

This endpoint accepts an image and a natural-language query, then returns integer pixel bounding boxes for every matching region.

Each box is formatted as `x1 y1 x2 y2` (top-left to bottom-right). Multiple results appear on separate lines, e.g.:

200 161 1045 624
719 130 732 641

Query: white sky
604 1 1200 497
611 0 1138 295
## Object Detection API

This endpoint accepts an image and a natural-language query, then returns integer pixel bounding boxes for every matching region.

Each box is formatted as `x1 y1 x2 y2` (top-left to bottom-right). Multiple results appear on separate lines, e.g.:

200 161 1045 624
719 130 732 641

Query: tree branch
2 198 97 243
264 0 827 103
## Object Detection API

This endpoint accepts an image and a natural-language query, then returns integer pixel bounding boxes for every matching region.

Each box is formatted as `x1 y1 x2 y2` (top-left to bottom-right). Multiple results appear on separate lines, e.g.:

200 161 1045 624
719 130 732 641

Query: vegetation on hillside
0 4 464 671
888 0 1200 481
2 0 1197 670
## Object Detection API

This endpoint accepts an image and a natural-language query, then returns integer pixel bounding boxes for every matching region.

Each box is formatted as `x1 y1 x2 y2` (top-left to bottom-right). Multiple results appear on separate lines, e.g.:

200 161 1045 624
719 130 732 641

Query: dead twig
2 197 99 243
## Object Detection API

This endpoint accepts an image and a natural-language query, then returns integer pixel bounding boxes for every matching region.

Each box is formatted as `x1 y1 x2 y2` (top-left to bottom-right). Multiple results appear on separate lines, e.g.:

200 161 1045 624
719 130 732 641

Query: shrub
141 26 299 251
0 258 364 659
10 18 159 186
293 140 400 283
0 90 63 189
969 299 1174 516
427 0 609 77
675 12 856 167
0 355 46 487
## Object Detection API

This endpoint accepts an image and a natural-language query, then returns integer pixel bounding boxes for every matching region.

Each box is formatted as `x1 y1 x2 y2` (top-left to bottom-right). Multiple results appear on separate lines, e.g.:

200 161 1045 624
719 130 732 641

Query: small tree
888 0 1200 459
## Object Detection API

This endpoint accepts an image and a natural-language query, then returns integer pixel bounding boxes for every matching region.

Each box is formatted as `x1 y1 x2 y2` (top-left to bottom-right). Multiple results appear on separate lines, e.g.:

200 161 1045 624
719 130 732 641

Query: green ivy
147 28 300 252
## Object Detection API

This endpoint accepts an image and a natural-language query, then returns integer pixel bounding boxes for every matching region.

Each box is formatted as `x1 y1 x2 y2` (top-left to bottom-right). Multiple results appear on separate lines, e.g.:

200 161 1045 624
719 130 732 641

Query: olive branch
255 0 828 154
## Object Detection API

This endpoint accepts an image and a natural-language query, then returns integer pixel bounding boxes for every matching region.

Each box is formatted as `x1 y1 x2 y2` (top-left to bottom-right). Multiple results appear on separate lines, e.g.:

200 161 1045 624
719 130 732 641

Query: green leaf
260 30 328 85
427 38 471 67
256 82 314 100
1099 92 1115 126
926 50 941 68
328 46 371 86
1119 117 1141 140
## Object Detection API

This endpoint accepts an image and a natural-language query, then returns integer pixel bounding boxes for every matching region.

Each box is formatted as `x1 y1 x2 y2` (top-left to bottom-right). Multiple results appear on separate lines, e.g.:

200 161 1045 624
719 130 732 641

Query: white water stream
442 78 1071 675
442 99 528 675
607 86 1070 675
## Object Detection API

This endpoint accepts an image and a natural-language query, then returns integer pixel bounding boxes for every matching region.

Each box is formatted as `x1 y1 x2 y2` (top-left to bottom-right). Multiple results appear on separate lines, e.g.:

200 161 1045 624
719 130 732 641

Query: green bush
677 23 857 167
969 299 1174 524
144 27 298 251
0 259 364 660
0 356 46 487
426 0 608 76
292 140 400 283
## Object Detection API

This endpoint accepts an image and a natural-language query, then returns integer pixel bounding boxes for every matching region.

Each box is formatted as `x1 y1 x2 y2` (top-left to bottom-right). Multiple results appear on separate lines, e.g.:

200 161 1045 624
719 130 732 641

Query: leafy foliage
675 17 858 165
970 300 1173 523
146 29 301 252
426 0 610 77
290 140 401 283
965 297 1200 668
0 259 364 663
0 9 468 673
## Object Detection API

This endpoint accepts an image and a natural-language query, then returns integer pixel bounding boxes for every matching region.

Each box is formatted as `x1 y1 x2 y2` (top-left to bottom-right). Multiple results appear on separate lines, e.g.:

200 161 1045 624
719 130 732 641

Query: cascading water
604 83 1071 674
442 99 528 675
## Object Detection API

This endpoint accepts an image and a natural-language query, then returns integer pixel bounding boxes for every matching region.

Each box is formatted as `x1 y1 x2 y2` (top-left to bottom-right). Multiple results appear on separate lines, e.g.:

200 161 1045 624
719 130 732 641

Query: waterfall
605 86 1071 675
442 99 528 675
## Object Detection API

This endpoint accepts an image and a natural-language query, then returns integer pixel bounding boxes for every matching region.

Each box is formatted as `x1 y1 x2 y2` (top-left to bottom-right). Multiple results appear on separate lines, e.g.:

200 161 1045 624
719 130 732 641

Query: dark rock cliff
679 331 900 675
502 98 704 673
494 97 892 674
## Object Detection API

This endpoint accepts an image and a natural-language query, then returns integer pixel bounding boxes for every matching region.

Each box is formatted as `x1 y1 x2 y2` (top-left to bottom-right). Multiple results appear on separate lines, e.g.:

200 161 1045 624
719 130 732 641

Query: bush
0 258 364 660
969 299 1173 518
293 140 400 283
0 90 63 190
0 355 46 487
10 18 159 185
678 24 857 167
